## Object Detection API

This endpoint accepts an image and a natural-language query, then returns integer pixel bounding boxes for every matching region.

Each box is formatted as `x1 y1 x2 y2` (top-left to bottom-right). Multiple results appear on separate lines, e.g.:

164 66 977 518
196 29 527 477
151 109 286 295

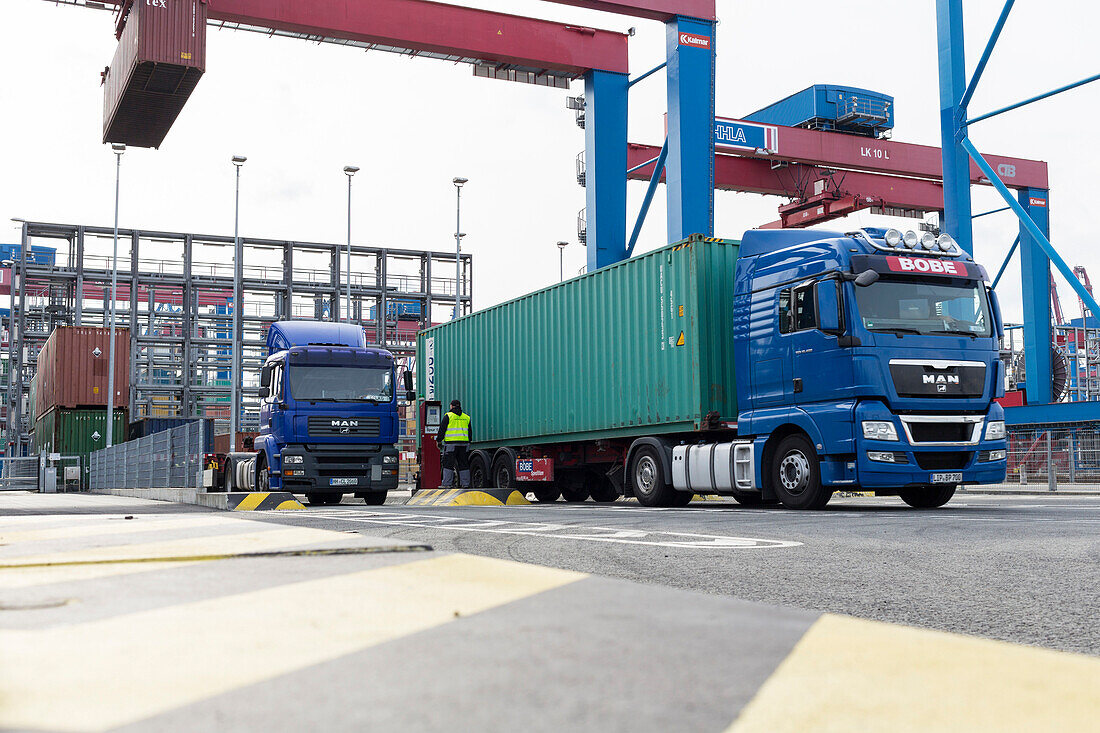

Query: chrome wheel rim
636 455 658 494
779 451 811 495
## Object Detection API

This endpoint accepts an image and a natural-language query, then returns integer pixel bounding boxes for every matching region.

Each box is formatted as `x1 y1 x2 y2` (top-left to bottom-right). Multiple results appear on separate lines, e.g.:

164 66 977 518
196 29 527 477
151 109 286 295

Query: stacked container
34 326 130 484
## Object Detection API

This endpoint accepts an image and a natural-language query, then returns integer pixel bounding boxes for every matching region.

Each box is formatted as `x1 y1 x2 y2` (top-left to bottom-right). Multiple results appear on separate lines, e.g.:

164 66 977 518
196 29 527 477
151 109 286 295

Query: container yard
1 1 1098 731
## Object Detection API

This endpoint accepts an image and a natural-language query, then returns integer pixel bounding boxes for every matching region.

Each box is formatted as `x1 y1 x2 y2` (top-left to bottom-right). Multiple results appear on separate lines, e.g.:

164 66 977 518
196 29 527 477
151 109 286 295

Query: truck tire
630 446 677 507
362 491 387 506
771 435 832 510
533 489 561 503
587 472 619 503
899 485 956 508
561 488 589 503
327 493 343 506
492 453 516 489
256 458 270 493
469 453 490 489
222 465 234 492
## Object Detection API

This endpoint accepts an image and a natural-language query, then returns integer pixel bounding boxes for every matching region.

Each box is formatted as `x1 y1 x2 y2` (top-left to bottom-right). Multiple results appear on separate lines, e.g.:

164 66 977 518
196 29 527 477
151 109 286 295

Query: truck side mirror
403 369 413 392
815 279 842 334
988 287 1004 340
260 365 272 388
258 386 270 399
854 270 879 287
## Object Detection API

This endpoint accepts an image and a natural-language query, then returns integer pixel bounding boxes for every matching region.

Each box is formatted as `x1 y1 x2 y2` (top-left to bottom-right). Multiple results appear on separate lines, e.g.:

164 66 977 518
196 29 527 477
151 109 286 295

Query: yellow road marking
0 554 585 732
233 493 268 511
0 526 361 568
452 491 504 506
727 613 1100 732
0 561 198 590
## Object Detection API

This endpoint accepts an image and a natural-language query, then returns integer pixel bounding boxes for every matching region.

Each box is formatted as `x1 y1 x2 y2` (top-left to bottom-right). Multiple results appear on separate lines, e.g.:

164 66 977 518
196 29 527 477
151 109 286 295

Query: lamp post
557 241 569 282
230 155 246 445
452 177 468 319
2 258 13 456
343 166 359 323
105 143 125 448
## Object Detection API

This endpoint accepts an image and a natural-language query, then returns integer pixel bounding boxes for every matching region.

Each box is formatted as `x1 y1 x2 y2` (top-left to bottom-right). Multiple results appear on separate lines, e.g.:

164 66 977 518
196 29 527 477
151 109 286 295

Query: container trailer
221 321 413 505
416 229 1009 509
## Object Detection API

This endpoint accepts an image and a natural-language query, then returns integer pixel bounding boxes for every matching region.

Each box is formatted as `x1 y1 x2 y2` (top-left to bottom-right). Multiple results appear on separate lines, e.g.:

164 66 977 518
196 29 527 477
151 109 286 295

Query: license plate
330 478 358 487
931 472 962 484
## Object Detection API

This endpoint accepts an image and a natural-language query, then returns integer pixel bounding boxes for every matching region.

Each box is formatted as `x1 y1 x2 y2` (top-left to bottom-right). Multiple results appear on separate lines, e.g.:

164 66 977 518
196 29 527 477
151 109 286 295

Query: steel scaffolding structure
3 221 472 456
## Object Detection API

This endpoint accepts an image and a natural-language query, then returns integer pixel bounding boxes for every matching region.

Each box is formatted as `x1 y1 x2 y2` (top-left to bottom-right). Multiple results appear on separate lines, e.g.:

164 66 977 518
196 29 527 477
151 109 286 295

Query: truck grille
908 423 974 443
308 417 381 437
914 452 972 471
889 361 985 398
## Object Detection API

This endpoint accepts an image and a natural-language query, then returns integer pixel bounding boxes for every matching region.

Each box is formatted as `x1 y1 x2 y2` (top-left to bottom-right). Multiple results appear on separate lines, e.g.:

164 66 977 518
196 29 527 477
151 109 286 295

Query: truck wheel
729 488 764 507
771 435 832 510
469 454 490 489
533 489 561 503
222 465 234 492
899 485 956 508
588 474 619 503
630 446 676 507
561 488 589 503
363 491 387 506
492 454 515 488
256 459 270 493
326 493 343 506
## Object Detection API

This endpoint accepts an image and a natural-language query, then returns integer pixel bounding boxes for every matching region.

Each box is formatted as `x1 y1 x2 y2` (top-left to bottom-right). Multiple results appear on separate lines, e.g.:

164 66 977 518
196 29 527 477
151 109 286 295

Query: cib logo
997 163 1016 178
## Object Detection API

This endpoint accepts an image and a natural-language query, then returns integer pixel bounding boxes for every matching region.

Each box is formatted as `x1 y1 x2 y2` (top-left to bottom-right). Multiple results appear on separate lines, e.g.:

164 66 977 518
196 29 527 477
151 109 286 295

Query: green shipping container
418 236 740 448
34 407 128 484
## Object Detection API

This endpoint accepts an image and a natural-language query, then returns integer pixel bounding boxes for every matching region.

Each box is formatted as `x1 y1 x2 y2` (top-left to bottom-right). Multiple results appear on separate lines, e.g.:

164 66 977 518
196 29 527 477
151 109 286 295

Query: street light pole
557 241 569 282
230 155 247 446
452 177 468 319
105 144 125 448
344 166 359 323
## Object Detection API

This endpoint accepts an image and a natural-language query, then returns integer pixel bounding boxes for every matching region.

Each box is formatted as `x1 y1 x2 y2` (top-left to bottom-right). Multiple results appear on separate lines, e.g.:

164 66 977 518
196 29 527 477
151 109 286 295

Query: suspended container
103 0 208 149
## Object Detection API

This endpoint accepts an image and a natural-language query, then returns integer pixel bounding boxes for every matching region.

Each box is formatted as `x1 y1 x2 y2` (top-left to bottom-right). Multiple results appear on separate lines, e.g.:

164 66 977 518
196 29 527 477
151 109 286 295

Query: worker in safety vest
436 399 472 489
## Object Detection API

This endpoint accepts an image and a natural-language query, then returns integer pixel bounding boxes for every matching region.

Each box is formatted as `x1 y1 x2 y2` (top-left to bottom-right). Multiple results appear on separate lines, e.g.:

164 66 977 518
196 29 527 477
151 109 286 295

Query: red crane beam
93 0 630 75
718 117 1049 189
539 1 716 21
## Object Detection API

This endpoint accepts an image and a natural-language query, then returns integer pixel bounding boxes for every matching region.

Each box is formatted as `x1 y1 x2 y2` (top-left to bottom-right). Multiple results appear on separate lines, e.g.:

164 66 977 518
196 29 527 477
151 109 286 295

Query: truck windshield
854 278 991 337
288 366 392 402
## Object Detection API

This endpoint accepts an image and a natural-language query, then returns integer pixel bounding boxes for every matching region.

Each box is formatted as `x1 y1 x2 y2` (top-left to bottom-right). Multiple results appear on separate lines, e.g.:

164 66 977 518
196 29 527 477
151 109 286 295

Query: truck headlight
283 455 304 465
383 455 398 464
862 421 899 441
985 421 1006 440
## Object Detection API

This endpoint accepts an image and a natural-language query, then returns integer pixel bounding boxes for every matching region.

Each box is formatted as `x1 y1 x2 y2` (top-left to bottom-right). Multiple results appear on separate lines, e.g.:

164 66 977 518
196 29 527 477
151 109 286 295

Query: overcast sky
1 0 1097 325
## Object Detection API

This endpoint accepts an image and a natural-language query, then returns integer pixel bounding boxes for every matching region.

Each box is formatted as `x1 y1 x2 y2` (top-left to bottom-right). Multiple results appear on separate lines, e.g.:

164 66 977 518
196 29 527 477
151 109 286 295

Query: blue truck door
751 288 793 406
789 282 854 404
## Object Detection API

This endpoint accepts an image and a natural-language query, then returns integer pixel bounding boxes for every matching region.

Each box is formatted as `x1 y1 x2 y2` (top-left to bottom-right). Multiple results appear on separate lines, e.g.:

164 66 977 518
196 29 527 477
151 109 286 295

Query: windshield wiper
868 327 924 337
938 329 981 339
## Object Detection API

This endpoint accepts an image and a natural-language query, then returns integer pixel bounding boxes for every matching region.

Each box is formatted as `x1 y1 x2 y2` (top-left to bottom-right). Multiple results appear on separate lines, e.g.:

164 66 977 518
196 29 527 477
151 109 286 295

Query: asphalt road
255 493 1100 656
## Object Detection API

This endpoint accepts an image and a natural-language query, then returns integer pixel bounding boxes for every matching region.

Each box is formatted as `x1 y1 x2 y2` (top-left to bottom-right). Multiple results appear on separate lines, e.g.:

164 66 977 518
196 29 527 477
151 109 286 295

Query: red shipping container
36 327 130 413
103 0 208 148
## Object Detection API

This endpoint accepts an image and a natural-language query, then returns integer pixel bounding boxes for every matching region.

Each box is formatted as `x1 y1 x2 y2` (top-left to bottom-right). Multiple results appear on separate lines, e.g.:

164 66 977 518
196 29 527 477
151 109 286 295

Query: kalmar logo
679 33 711 49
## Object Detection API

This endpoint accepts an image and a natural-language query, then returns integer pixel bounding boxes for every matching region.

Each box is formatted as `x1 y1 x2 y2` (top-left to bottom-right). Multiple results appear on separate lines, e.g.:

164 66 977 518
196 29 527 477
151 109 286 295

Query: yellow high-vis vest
443 411 471 442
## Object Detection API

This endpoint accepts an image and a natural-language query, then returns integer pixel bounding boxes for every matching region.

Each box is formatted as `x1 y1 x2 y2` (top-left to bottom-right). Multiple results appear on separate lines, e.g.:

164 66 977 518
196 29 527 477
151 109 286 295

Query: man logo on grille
937 384 947 393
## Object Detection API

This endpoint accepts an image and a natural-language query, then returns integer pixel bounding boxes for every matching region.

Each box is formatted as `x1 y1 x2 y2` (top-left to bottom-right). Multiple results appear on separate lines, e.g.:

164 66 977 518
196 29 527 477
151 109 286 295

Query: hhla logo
679 33 711 49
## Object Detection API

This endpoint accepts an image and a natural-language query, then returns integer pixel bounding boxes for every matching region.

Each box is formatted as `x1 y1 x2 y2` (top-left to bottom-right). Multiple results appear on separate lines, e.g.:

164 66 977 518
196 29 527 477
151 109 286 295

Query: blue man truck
417 228 1008 509
224 321 412 505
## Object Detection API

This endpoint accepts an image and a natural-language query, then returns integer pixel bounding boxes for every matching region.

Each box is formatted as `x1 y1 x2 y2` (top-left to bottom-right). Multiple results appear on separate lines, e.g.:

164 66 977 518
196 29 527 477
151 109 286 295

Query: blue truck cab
233 320 407 505
734 227 1008 508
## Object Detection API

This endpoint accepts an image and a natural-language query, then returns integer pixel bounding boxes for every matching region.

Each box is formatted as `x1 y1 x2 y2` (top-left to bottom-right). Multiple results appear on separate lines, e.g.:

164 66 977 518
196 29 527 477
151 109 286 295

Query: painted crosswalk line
727 613 1100 732
0 553 585 732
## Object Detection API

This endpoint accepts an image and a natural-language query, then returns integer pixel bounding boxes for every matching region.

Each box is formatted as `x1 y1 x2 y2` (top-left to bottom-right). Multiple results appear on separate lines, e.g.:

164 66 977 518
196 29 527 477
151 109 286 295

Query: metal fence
994 425 1100 492
89 421 208 491
0 456 39 491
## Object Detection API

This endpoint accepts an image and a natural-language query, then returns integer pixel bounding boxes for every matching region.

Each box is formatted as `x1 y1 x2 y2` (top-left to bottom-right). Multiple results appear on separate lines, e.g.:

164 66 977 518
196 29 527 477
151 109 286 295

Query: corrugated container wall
103 0 208 148
35 407 128 484
37 327 130 412
128 417 214 453
417 238 741 447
